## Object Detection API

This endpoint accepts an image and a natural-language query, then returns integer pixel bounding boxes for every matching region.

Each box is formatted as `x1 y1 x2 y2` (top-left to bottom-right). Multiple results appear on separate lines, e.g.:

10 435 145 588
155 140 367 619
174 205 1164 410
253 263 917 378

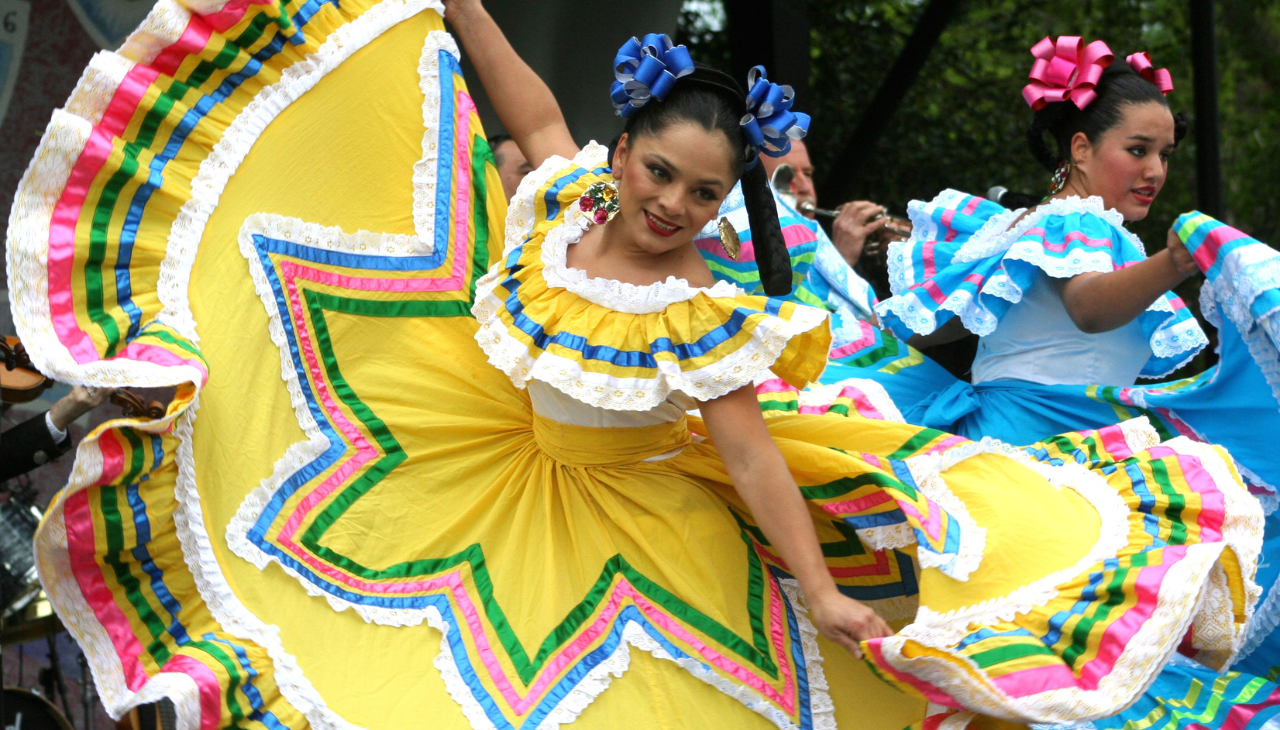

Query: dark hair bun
1173 111 1189 144
1027 102 1068 172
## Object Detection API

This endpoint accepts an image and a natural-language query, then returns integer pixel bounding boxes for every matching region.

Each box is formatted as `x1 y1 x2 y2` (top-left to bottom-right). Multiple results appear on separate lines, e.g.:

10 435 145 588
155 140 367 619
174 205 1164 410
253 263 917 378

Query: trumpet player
760 138 895 268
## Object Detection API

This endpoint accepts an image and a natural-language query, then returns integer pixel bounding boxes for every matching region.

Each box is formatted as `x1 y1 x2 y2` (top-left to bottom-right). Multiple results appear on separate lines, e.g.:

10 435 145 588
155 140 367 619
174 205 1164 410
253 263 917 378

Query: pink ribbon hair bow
1022 35 1115 110
1126 52 1174 95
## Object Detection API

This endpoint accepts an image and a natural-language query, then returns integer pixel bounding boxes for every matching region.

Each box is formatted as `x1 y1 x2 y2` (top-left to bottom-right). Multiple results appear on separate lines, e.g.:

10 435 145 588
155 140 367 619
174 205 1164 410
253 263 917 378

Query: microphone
986 186 1041 210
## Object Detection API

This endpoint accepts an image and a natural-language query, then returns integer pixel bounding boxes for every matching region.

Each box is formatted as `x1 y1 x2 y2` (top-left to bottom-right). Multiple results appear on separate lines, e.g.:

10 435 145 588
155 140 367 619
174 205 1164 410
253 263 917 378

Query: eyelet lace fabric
1198 255 1280 407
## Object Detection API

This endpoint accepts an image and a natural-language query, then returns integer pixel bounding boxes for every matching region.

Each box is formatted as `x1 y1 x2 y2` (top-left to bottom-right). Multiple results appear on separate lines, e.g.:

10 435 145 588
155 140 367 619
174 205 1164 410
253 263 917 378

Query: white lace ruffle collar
511 142 744 315
881 190 1208 373
948 194 1147 266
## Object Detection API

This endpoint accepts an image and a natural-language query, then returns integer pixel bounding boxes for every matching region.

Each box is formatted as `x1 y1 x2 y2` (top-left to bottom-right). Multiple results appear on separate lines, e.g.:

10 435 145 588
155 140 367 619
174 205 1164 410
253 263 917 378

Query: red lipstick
644 210 682 237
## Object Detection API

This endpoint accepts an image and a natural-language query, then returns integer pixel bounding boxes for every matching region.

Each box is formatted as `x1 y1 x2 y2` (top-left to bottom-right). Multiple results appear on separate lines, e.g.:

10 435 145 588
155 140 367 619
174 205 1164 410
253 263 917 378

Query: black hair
1027 60 1190 172
617 65 793 296
488 132 514 165
622 65 749 176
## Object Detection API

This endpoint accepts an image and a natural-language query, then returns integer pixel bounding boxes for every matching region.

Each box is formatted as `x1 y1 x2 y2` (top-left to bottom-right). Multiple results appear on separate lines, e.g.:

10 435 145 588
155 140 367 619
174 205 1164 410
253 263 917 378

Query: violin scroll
109 390 166 420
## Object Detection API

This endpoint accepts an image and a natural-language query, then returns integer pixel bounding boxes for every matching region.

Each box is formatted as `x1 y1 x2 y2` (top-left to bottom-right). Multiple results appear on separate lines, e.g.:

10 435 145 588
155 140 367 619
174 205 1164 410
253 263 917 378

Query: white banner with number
0 0 28 131
65 0 156 50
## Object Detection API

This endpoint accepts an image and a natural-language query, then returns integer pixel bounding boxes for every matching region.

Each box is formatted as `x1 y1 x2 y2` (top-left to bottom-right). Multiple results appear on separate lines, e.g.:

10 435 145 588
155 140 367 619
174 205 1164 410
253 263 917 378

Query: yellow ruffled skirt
203 321 1258 730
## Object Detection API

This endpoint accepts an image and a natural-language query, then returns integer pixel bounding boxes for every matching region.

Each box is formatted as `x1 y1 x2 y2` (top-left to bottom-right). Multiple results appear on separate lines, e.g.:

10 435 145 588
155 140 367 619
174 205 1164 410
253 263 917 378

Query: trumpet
769 164 912 241
796 200 840 218
801 201 912 240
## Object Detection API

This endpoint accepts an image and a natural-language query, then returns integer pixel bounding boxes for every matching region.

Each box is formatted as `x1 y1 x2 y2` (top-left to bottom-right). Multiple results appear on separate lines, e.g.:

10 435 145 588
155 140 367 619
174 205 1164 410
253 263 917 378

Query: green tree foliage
1217 0 1280 240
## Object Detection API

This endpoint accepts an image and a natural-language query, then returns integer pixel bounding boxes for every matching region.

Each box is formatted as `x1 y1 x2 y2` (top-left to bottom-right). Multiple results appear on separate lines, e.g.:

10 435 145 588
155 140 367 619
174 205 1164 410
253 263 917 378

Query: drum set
0 477 86 730
0 338 172 730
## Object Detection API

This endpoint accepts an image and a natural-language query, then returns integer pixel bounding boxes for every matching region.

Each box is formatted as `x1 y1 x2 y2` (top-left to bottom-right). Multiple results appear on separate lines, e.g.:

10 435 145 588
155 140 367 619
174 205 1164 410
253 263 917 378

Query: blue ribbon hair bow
740 65 811 161
610 33 696 118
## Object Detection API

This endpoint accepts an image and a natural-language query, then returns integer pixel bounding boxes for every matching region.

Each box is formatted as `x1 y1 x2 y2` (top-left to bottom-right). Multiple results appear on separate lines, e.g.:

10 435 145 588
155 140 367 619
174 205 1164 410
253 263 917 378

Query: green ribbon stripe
96 434 259 725
288 289 783 684
86 8 314 356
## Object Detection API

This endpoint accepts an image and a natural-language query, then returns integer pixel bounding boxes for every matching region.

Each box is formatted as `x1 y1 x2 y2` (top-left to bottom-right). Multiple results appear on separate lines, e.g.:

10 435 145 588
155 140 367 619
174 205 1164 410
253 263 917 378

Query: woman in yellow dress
7 1 1263 729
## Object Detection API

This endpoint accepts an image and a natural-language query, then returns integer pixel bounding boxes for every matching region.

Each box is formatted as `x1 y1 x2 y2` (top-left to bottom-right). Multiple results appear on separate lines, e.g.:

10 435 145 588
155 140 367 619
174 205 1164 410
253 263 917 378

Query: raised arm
699 386 893 657
1055 228 1199 334
443 0 578 168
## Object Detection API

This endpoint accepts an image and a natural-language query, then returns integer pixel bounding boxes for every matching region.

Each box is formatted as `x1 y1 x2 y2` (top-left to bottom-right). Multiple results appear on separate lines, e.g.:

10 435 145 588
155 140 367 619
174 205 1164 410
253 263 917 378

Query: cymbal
1 593 63 646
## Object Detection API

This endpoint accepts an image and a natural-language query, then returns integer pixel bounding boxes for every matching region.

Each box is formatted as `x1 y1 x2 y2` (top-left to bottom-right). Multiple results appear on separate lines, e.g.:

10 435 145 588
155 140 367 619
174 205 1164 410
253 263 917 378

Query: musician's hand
808 590 893 660
832 201 888 268
49 385 114 432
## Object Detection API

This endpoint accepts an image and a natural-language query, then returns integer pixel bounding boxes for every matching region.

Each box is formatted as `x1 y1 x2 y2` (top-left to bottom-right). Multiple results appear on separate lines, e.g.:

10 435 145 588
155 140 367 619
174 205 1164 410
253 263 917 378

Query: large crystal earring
1049 159 1072 195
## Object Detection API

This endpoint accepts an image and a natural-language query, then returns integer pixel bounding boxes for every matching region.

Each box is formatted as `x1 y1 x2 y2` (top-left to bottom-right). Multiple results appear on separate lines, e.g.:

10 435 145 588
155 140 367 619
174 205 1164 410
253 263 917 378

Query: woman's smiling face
1067 101 1177 222
611 122 738 254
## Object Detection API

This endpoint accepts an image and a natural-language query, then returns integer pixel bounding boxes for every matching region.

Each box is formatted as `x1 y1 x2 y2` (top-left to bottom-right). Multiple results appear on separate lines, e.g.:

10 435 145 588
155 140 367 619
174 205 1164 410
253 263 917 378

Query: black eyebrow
649 153 679 175
1127 134 1176 150
647 153 726 188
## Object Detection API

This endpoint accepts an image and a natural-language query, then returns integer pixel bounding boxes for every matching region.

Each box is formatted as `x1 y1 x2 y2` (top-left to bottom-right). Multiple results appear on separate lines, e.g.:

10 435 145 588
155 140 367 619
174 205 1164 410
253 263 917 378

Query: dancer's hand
441 0 483 25
1166 228 1199 278
808 590 893 660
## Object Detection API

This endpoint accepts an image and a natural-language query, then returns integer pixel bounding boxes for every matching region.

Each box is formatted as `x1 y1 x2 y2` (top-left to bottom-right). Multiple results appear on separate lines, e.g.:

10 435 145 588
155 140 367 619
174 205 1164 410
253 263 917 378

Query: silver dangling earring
1049 159 1071 195
718 217 741 260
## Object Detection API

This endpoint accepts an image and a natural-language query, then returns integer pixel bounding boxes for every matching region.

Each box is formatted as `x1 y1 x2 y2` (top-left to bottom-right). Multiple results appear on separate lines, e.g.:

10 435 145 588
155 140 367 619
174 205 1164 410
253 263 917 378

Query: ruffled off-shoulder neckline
876 189 1207 379
509 142 744 315
471 143 832 411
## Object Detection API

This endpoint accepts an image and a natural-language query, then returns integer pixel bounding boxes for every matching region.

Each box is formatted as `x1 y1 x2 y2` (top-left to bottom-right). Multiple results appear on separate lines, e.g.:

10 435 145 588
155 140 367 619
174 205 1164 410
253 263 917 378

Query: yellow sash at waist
532 414 692 468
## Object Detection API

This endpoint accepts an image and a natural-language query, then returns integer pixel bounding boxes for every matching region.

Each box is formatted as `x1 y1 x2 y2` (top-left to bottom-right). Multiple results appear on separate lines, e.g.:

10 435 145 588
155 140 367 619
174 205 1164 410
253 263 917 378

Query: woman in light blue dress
801 37 1280 728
